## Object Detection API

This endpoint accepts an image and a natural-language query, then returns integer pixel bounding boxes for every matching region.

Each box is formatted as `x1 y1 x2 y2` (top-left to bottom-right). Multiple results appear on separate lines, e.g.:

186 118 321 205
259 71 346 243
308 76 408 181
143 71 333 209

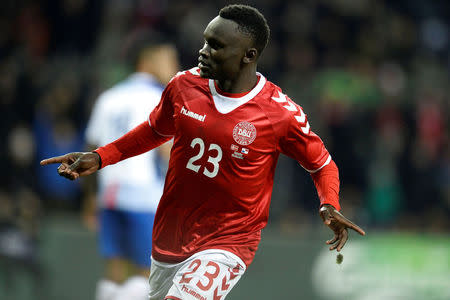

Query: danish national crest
233 121 257 146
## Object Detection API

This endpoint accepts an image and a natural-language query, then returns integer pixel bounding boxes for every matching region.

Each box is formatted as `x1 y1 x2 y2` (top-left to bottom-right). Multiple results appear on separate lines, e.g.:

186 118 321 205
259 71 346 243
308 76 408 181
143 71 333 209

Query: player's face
198 16 253 81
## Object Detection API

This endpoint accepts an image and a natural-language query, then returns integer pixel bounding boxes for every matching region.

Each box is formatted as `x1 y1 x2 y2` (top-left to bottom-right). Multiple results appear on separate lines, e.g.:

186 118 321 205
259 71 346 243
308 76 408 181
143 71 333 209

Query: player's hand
40 152 100 180
319 204 365 252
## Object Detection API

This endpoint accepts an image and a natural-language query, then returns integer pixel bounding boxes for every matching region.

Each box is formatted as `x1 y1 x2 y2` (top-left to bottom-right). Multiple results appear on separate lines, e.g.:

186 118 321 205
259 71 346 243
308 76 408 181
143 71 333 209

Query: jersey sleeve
276 101 340 209
94 121 171 168
149 79 176 136
277 104 331 173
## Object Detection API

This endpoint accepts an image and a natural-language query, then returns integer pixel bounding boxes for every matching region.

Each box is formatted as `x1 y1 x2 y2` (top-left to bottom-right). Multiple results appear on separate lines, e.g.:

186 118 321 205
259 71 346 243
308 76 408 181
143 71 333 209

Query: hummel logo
181 106 206 122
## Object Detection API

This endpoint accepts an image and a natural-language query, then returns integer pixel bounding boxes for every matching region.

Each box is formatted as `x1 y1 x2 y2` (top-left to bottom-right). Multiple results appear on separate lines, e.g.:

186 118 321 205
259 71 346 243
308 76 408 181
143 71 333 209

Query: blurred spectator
34 69 85 207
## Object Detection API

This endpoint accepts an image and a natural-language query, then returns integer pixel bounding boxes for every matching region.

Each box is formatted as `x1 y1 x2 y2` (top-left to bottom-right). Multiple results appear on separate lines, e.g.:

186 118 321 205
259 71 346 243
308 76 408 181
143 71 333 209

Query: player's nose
199 43 210 57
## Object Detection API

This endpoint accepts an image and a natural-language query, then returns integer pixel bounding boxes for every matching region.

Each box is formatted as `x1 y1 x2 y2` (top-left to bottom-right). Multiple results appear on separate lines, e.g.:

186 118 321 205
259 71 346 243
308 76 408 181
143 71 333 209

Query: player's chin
199 69 213 79
198 66 215 79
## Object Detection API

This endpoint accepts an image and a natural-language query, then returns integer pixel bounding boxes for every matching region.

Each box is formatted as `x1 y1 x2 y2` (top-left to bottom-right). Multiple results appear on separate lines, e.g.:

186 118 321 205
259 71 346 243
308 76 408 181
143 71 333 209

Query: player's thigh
166 250 246 300
124 211 155 268
98 209 126 257
148 258 180 300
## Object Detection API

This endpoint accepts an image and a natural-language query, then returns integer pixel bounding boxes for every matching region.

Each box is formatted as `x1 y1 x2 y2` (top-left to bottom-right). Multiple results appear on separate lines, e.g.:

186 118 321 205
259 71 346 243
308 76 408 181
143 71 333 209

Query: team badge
232 121 257 146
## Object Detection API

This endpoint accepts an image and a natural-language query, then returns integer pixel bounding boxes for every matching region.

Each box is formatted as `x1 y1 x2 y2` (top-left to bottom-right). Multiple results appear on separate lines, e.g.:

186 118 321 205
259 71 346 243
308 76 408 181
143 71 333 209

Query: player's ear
243 48 258 64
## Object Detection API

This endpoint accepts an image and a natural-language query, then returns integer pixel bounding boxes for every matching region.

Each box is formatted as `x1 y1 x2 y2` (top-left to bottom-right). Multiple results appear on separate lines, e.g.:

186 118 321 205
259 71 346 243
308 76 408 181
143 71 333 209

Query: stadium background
0 0 448 299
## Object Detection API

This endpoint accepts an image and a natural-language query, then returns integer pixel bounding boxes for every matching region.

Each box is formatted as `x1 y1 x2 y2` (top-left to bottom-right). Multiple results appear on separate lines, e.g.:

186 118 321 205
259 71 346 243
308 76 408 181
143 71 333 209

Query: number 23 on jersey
186 137 223 178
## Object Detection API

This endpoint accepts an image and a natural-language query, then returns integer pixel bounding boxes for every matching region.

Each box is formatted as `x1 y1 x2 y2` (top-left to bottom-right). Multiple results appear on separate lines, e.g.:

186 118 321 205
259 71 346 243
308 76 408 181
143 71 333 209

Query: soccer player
83 33 178 300
41 4 365 300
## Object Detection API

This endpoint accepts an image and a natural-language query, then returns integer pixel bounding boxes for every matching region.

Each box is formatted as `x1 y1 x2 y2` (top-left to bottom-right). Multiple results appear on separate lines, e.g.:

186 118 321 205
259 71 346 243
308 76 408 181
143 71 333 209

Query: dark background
0 0 448 299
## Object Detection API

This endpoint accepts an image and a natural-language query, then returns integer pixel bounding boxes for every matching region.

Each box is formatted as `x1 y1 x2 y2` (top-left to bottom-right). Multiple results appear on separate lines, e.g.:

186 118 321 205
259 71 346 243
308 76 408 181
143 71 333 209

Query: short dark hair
219 4 270 55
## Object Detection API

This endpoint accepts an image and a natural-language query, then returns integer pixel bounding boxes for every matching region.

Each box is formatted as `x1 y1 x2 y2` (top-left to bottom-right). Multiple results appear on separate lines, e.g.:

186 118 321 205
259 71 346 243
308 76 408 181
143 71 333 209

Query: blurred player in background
83 32 178 300
41 4 365 300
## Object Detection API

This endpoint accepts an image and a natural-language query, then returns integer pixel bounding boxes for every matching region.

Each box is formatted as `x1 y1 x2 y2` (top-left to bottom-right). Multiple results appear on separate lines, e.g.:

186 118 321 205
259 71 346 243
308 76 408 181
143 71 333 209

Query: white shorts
149 249 246 300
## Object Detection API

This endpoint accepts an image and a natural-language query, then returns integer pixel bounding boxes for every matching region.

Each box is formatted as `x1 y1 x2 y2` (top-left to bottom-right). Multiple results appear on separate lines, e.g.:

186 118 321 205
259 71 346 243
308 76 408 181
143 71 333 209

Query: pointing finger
332 212 365 235
40 155 67 166
335 213 365 236
350 223 366 236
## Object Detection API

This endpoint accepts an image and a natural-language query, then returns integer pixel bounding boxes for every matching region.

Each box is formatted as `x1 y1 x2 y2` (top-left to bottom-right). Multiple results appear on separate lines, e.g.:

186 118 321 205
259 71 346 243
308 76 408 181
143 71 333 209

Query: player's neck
216 67 258 94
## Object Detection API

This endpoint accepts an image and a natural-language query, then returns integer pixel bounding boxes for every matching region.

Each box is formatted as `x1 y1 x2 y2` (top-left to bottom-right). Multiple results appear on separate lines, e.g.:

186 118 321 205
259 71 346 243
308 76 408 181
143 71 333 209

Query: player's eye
206 39 223 50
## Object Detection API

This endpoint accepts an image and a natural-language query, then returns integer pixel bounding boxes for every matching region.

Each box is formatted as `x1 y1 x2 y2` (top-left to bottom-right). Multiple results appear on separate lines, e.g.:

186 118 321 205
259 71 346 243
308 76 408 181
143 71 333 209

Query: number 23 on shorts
176 258 242 299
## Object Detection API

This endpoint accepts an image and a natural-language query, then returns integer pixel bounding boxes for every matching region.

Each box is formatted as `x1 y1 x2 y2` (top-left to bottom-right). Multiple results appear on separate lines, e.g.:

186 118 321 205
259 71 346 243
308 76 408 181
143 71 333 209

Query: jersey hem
151 248 248 270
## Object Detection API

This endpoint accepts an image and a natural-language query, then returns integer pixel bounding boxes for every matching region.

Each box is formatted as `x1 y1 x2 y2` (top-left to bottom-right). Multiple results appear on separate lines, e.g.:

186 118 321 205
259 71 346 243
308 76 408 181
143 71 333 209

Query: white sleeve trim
301 155 332 173
147 117 174 137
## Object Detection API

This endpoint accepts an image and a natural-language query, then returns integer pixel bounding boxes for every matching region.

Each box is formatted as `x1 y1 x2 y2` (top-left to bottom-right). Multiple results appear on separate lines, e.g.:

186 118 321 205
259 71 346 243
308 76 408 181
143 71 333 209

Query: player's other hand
319 204 365 252
40 152 100 180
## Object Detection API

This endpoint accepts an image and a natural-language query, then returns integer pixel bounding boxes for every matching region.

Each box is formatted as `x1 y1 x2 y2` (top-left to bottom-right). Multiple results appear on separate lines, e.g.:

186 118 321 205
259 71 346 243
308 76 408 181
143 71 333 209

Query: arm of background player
156 138 173 163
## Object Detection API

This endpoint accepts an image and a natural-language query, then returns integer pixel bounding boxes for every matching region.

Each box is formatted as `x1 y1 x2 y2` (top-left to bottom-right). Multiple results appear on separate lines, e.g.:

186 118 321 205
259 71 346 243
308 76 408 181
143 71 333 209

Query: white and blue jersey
85 73 167 267
85 73 166 213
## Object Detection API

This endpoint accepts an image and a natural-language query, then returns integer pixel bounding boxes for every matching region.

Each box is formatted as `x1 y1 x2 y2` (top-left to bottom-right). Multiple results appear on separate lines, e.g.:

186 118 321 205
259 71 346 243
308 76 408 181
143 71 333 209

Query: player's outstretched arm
40 152 100 181
319 204 365 252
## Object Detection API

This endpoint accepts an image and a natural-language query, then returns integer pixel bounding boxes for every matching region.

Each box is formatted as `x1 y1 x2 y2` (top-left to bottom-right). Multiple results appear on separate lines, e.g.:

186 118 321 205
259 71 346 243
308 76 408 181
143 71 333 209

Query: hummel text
181 106 206 122
181 285 206 300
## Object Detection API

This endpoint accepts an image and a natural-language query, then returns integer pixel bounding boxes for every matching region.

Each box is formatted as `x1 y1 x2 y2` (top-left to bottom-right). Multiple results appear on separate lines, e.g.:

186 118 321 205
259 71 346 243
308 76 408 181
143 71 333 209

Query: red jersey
149 68 332 266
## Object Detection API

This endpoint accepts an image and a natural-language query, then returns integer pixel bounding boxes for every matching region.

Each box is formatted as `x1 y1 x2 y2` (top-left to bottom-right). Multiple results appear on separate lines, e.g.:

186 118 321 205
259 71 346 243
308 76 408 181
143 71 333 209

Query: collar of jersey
213 76 261 98
209 73 267 114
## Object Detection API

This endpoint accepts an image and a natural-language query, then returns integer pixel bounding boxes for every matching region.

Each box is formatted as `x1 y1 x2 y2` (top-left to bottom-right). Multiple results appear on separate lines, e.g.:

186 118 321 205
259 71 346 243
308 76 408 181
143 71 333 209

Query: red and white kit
96 67 340 299
148 249 246 300
149 68 339 266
